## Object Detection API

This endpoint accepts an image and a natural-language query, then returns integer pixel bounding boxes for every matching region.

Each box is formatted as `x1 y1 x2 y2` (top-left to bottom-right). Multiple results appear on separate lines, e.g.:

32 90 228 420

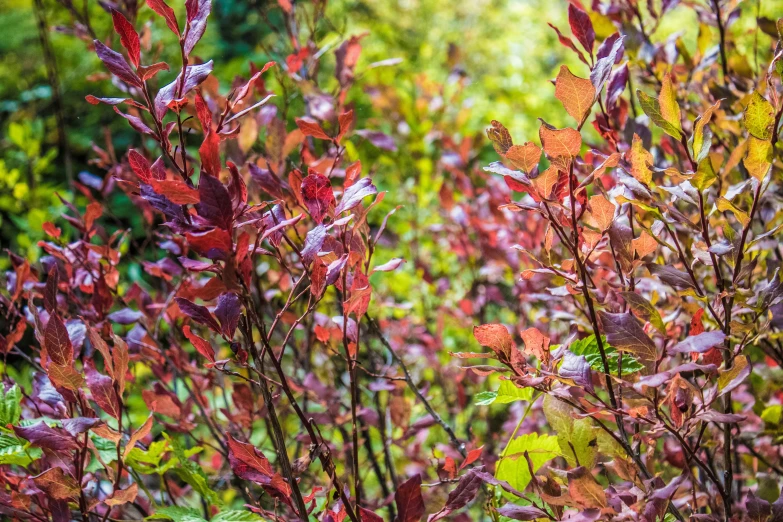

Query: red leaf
337 109 355 142
154 61 213 120
45 314 73 366
146 0 180 35
567 4 595 55
149 178 200 204
186 228 233 256
128 149 152 183
199 131 221 177
183 324 216 365
395 475 425 522
301 172 335 224
111 9 140 68
295 118 331 140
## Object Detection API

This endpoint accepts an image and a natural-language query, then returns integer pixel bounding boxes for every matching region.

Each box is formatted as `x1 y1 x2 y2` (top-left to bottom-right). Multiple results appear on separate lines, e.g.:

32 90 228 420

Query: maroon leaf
183 0 212 57
590 35 624 93
215 292 241 339
94 40 142 88
395 475 425 522
430 469 483 521
62 417 100 436
45 314 73 366
44 266 59 314
568 4 595 55
196 174 233 230
85 360 121 420
13 422 80 451
111 9 140 68
301 173 335 224
301 225 328 265
175 297 221 333
598 311 657 362
147 0 180 35
606 63 629 109
227 435 274 480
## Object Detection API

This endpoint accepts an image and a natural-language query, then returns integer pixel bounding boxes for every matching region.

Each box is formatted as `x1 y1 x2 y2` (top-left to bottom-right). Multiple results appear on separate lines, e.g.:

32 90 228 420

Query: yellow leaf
743 136 772 181
716 197 750 227
658 74 682 132
554 65 596 126
627 134 653 185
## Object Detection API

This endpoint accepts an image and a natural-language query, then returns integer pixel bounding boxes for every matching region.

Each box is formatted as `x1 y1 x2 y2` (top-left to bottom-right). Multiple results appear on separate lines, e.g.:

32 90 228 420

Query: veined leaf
496 432 559 492
568 335 645 374
637 89 682 139
744 92 775 140
554 65 596 126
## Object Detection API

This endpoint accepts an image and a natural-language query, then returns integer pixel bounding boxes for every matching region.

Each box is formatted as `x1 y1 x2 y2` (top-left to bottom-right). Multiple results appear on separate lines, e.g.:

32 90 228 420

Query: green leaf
0 384 22 426
658 75 682 133
761 405 782 425
164 433 219 506
495 432 559 492
126 440 169 474
147 507 206 522
0 434 41 466
475 381 533 406
543 395 598 469
568 335 645 374
743 92 775 140
474 391 498 406
212 511 263 522
692 157 717 191
637 90 682 139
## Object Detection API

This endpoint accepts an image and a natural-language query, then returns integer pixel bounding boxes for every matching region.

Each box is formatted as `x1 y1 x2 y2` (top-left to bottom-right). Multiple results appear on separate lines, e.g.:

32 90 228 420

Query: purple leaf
568 4 595 55
590 35 624 93
154 61 214 119
335 177 378 214
215 292 241 339
647 264 696 291
356 129 397 151
183 0 211 57
302 225 328 266
13 422 80 451
496 504 549 521
668 331 726 354
94 40 142 88
175 297 221 333
107 308 145 325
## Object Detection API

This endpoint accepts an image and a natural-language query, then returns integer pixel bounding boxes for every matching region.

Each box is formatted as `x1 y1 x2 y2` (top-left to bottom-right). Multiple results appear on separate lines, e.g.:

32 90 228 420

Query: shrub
1 0 783 521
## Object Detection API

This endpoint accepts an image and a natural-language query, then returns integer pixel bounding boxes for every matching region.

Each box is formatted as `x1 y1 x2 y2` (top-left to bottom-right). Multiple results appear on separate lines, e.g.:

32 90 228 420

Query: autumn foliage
2 0 783 521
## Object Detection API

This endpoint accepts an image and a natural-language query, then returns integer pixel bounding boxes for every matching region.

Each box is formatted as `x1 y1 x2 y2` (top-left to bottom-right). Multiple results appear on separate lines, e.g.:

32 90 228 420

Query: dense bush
1 0 783 521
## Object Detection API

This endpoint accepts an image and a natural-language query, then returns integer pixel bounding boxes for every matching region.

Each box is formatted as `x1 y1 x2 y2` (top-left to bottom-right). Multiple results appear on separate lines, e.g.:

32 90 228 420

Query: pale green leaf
495 432 560 492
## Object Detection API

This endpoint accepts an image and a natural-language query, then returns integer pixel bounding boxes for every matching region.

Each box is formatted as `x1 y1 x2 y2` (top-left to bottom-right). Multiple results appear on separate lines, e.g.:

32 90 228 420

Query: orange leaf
539 121 582 158
296 118 331 140
505 142 541 173
554 65 596 126
486 120 513 155
473 324 515 359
